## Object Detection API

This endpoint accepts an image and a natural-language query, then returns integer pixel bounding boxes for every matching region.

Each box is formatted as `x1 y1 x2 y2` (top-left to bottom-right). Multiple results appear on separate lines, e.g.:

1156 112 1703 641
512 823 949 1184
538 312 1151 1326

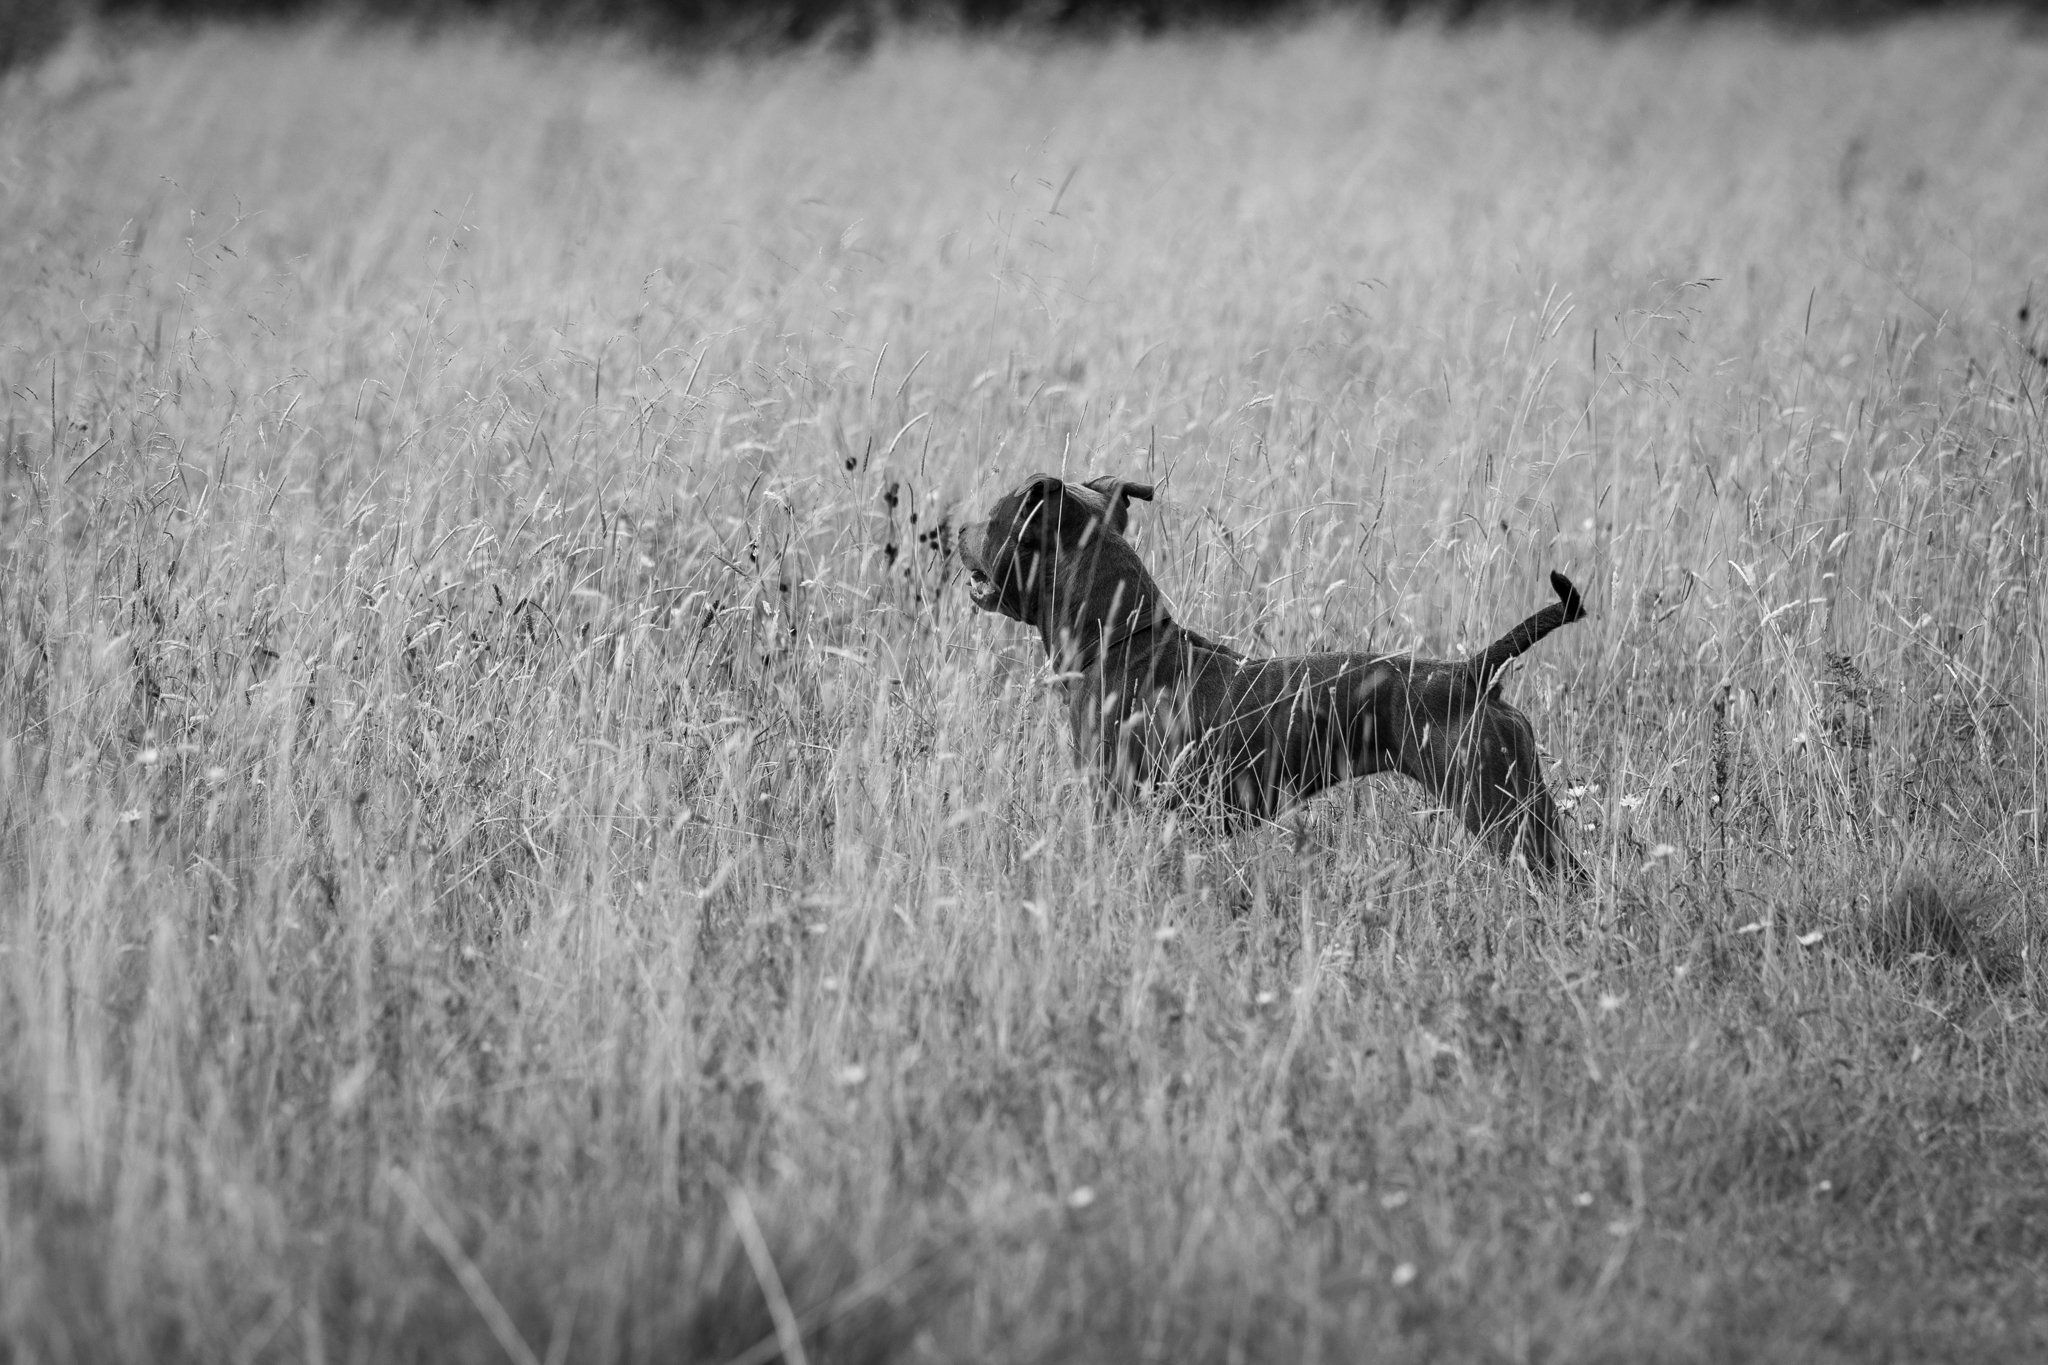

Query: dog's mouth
959 524 1004 612
965 568 1000 611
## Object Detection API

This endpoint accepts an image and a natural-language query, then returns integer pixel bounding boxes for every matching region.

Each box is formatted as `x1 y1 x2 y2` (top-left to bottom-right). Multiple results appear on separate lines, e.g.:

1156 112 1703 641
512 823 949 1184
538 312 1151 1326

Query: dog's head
959 474 1155 626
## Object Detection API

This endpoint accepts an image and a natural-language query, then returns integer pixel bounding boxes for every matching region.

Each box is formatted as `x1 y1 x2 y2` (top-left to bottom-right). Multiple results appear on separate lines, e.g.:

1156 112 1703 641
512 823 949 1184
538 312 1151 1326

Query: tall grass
3 17 2046 1361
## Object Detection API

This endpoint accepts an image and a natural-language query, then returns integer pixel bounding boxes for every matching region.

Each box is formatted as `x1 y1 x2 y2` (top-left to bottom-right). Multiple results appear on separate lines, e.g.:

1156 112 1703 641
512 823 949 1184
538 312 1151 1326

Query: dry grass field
4 15 2048 1362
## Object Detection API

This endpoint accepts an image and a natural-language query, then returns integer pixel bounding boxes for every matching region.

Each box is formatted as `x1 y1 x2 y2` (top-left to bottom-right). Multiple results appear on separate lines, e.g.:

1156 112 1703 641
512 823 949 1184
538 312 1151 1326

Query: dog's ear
1011 474 1068 543
1019 474 1066 515
1022 474 1066 505
1081 476 1156 535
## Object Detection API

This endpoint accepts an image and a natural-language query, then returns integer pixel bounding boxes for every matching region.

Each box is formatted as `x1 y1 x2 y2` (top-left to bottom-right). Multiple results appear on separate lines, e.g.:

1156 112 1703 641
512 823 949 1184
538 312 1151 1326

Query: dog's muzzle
959 524 1002 610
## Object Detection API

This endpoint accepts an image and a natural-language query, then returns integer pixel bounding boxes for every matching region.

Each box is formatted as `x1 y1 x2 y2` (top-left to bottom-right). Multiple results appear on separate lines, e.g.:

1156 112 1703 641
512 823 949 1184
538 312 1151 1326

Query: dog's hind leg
1448 703 1579 880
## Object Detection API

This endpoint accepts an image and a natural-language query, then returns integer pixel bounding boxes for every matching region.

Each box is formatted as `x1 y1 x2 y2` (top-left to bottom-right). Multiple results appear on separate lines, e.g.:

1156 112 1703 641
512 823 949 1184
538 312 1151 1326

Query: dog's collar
1095 613 1170 658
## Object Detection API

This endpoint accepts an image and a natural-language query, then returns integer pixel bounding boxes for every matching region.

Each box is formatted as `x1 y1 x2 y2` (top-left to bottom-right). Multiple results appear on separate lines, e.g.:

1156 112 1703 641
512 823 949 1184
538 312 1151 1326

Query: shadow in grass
1862 872 2020 989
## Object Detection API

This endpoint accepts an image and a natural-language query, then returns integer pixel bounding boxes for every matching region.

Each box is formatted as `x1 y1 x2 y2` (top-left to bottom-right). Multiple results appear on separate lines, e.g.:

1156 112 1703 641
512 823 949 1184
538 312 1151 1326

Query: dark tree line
84 0 2048 31
6 0 2044 74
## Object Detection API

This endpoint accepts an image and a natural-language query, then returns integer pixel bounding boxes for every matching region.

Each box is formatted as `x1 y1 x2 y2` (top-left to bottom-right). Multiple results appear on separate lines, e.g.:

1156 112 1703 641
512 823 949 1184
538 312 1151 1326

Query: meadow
3 14 2047 1361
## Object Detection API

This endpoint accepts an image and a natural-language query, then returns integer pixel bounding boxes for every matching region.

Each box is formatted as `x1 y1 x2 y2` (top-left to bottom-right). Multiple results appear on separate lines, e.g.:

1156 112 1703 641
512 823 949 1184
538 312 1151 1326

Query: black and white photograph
4 0 2047 1358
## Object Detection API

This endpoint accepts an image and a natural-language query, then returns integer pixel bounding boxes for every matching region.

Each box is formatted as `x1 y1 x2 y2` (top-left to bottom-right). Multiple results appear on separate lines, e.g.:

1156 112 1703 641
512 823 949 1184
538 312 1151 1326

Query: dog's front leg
1069 666 1163 807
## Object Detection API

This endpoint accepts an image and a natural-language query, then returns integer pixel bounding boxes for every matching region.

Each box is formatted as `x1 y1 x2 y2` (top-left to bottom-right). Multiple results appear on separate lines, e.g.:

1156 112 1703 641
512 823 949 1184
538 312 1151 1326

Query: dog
957 473 1587 878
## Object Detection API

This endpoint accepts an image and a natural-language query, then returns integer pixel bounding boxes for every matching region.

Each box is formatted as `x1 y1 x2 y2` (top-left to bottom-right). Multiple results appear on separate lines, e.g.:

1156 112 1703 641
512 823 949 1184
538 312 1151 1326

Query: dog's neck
1038 533 1174 671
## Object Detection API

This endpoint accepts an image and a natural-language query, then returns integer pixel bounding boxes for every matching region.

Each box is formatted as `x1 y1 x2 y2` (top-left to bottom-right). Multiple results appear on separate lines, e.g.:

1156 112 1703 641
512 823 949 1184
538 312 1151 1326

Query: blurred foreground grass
3 17 2048 1362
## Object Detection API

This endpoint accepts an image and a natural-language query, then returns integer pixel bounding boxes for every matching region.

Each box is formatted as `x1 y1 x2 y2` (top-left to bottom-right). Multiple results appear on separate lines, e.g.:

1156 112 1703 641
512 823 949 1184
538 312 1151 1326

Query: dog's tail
1468 571 1586 689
